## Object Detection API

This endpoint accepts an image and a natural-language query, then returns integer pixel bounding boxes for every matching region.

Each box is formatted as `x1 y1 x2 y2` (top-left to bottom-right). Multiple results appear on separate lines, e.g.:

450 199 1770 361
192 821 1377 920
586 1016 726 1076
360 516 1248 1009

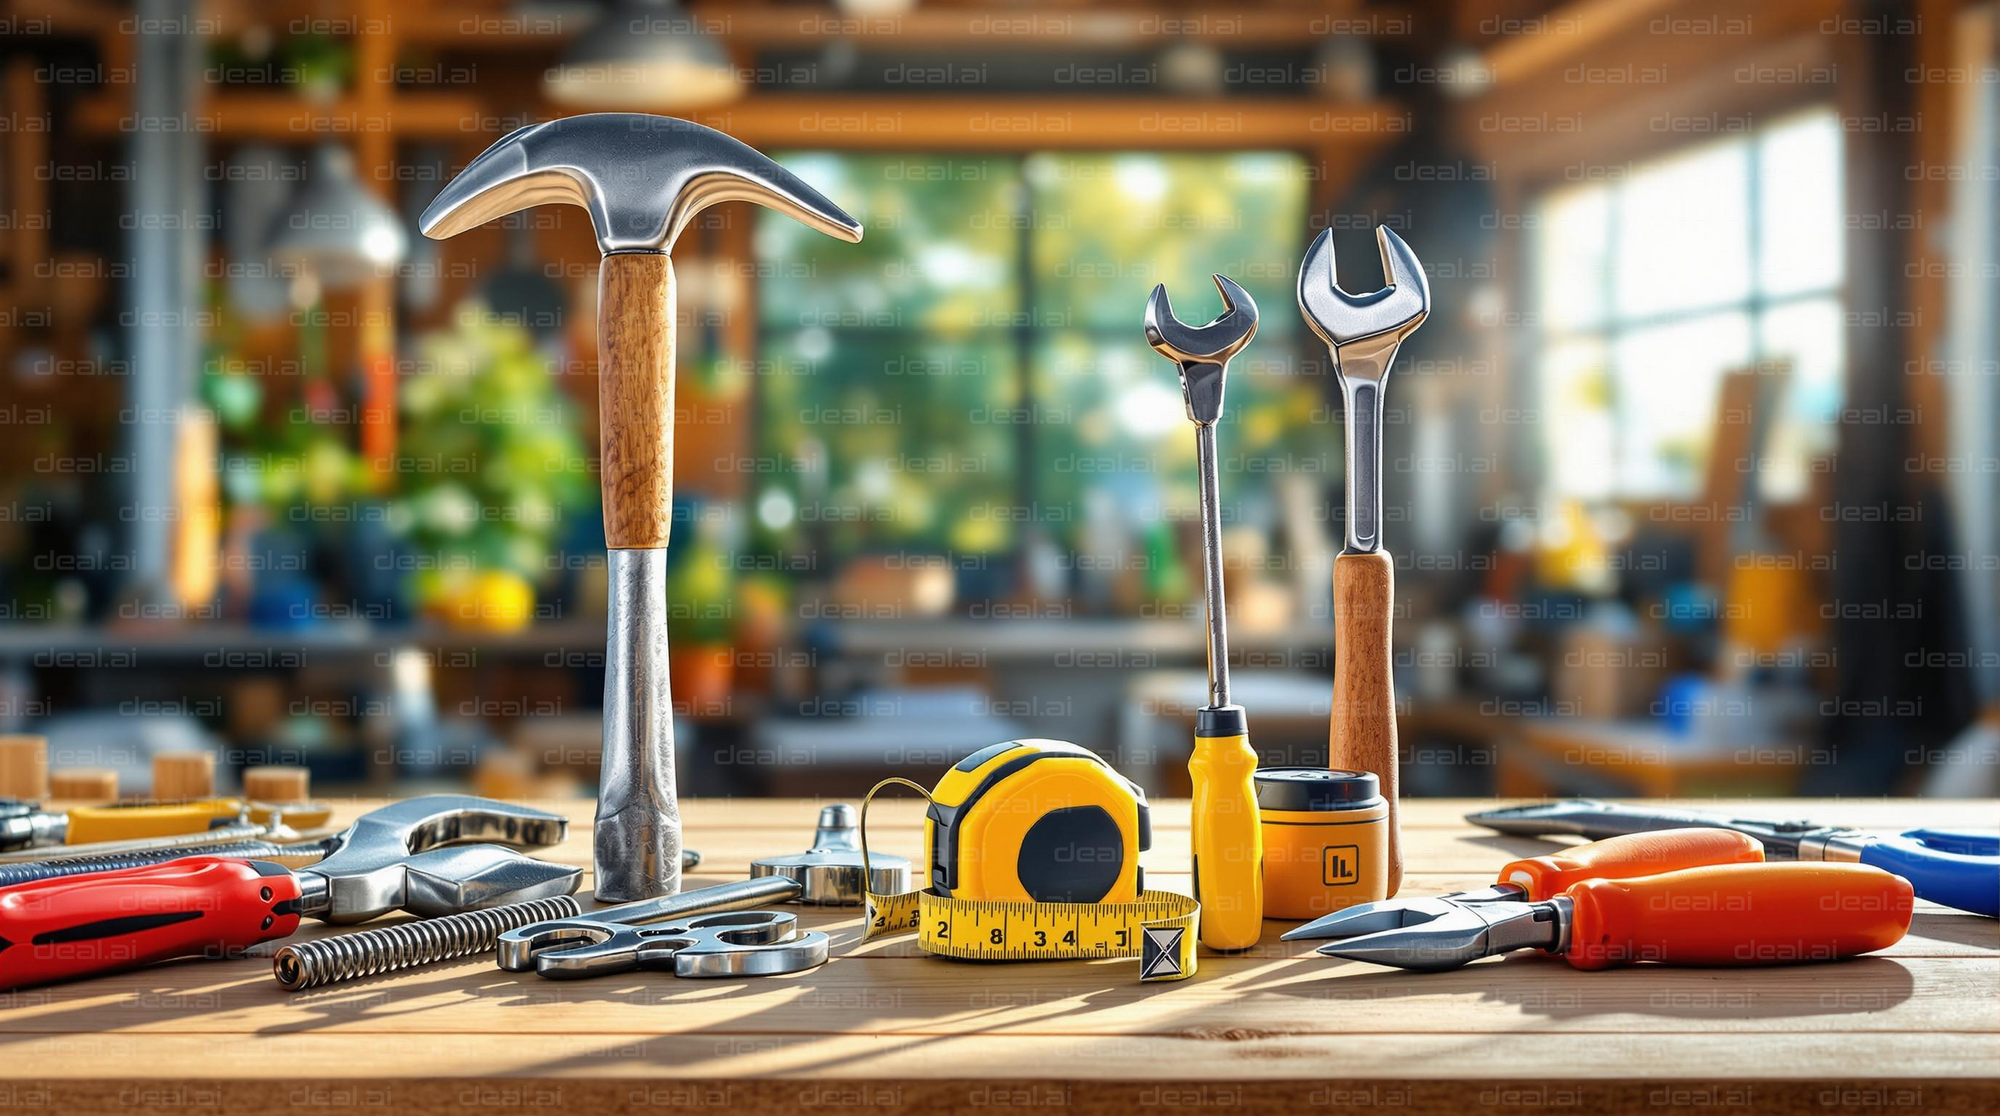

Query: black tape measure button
1017 805 1124 904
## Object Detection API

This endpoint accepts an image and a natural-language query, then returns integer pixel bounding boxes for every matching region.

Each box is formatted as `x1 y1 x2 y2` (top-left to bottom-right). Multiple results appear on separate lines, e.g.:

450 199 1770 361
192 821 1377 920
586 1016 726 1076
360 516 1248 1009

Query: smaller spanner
1146 274 1263 952
498 880 827 979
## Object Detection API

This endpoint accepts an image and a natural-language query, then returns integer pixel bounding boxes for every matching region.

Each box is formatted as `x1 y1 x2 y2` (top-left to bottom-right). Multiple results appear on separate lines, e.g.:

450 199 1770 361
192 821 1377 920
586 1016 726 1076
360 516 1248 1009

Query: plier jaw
1280 883 1528 941
1313 897 1569 972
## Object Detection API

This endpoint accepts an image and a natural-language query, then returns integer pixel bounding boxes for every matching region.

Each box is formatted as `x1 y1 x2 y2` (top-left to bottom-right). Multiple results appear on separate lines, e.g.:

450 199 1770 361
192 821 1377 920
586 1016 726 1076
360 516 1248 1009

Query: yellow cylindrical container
1256 767 1388 920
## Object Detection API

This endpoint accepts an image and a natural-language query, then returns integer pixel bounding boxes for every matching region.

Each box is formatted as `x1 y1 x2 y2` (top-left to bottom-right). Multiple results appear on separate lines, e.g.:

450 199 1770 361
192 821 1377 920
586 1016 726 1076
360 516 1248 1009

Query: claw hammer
1297 227 1430 898
421 115 863 901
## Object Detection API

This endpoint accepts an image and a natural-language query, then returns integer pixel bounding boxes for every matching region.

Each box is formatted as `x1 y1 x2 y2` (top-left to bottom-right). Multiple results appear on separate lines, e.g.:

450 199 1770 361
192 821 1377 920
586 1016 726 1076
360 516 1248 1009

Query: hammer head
420 113 863 255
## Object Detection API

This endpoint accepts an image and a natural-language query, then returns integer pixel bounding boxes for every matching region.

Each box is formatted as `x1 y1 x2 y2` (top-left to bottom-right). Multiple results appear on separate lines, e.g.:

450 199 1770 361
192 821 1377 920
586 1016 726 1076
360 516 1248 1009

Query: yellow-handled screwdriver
1146 274 1264 951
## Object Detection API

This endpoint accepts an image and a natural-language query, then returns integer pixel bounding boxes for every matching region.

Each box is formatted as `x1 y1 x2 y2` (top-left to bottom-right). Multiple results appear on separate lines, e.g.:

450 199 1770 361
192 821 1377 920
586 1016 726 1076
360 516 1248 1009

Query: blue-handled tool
1466 801 1999 918
1799 829 1999 919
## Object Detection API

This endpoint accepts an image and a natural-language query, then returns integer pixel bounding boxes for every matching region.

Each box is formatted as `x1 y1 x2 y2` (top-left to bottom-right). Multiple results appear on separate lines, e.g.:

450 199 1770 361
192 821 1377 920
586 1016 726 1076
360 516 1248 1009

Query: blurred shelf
68 89 1404 153
0 618 1338 662
820 617 1335 658
72 92 486 140
0 621 607 660
689 97 1407 152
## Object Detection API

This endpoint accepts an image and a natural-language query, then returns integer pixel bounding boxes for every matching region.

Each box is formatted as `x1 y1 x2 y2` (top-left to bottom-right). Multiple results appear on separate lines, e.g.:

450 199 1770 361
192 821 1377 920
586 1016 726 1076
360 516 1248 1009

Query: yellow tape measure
860 776 1200 983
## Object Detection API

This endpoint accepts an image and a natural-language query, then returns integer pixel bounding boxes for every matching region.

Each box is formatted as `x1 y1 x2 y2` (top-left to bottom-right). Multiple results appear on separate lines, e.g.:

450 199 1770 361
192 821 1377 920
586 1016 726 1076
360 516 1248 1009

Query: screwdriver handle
1500 828 1765 900
1330 550 1399 895
0 856 301 990
1563 862 1912 971
1190 718 1263 951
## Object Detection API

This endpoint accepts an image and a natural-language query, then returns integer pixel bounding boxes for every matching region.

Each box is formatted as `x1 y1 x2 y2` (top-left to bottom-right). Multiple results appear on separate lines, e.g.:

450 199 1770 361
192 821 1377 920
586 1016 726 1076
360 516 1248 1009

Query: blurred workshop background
0 0 1995 803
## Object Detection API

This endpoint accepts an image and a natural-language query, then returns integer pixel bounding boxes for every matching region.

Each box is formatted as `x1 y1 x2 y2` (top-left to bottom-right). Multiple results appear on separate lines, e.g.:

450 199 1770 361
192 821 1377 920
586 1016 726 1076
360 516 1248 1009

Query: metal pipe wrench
0 795 578 989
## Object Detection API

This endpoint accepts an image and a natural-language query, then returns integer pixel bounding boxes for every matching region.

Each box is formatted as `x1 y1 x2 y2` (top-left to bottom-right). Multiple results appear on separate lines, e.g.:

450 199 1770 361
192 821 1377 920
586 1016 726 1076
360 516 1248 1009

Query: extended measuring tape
864 884 1200 982
858 744 1201 983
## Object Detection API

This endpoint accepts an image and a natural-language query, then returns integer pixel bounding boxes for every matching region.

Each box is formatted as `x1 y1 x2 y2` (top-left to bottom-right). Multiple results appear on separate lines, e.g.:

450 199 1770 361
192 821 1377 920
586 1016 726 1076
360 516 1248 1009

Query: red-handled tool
1284 827 1765 940
0 795 577 990
1318 862 1914 971
0 858 299 988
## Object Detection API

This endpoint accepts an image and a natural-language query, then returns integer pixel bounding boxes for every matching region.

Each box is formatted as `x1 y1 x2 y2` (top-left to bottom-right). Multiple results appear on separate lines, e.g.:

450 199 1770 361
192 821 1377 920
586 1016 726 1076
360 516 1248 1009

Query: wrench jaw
299 796 579 922
310 845 583 924
397 846 584 919
496 919 629 978
660 911 829 977
1145 275 1261 427
1295 225 1431 556
1295 226 1431 352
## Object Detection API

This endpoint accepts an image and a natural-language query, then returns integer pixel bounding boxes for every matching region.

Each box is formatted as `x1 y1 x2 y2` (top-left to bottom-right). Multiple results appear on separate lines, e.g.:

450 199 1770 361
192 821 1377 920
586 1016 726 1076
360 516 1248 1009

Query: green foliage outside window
756 151 1322 608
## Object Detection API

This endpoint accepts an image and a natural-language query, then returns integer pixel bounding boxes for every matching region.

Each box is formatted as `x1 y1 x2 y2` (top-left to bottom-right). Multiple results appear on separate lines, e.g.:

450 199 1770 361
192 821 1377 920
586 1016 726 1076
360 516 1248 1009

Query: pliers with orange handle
1286 827 1914 971
1283 827 1766 942
1312 860 1913 971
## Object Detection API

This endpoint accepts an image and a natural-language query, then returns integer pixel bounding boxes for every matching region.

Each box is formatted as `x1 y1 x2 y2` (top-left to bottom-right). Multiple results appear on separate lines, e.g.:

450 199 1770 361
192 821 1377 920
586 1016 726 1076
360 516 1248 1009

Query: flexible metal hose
272 896 583 991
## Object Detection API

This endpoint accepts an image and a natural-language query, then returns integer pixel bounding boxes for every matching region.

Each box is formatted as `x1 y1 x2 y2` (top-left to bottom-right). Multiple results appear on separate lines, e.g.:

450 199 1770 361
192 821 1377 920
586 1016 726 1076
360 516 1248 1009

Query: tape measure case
923 739 1151 905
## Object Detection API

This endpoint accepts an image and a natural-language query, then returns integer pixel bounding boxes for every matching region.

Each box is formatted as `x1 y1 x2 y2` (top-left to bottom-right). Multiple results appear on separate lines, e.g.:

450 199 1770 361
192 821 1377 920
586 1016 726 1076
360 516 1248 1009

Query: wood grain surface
597 252 676 550
1331 549 1401 895
0 798 1993 1116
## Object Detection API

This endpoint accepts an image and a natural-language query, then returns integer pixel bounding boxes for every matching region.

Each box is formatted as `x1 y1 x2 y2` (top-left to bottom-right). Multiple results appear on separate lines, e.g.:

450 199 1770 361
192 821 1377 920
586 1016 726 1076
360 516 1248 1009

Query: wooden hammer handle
1331 549 1401 896
598 253 676 550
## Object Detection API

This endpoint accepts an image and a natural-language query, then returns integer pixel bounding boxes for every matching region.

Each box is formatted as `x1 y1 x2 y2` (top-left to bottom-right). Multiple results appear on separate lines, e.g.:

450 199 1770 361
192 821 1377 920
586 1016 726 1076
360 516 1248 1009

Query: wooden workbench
2 798 1994 1115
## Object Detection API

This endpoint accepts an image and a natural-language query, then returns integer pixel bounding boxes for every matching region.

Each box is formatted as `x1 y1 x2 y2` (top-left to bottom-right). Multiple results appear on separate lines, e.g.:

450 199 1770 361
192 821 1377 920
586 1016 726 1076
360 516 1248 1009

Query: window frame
1530 108 1846 504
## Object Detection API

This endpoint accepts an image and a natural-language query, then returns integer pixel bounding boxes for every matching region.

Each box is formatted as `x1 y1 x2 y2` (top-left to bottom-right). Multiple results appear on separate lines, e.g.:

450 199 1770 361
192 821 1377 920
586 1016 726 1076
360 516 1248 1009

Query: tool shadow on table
266 956 1167 1083
1904 910 2000 950
1229 951 1919 1023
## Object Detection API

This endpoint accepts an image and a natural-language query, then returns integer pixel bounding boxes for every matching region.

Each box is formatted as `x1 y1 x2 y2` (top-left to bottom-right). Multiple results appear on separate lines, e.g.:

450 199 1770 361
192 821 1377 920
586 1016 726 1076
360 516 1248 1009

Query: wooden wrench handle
1330 549 1399 896
598 253 676 550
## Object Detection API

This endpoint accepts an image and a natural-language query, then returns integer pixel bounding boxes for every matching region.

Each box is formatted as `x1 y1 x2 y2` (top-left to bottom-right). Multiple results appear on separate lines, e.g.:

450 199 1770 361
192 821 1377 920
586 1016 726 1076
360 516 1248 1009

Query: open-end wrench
1146 275 1263 952
1297 226 1429 898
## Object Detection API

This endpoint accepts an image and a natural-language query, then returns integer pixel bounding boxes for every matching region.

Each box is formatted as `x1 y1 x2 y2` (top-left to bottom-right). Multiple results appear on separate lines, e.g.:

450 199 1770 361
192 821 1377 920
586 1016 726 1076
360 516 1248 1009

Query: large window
1534 110 1844 502
753 153 1313 604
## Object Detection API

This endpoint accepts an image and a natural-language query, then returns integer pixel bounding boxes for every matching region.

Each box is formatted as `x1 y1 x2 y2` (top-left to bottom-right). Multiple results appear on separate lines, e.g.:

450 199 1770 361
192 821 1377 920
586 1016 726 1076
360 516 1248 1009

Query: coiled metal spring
273 895 583 991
